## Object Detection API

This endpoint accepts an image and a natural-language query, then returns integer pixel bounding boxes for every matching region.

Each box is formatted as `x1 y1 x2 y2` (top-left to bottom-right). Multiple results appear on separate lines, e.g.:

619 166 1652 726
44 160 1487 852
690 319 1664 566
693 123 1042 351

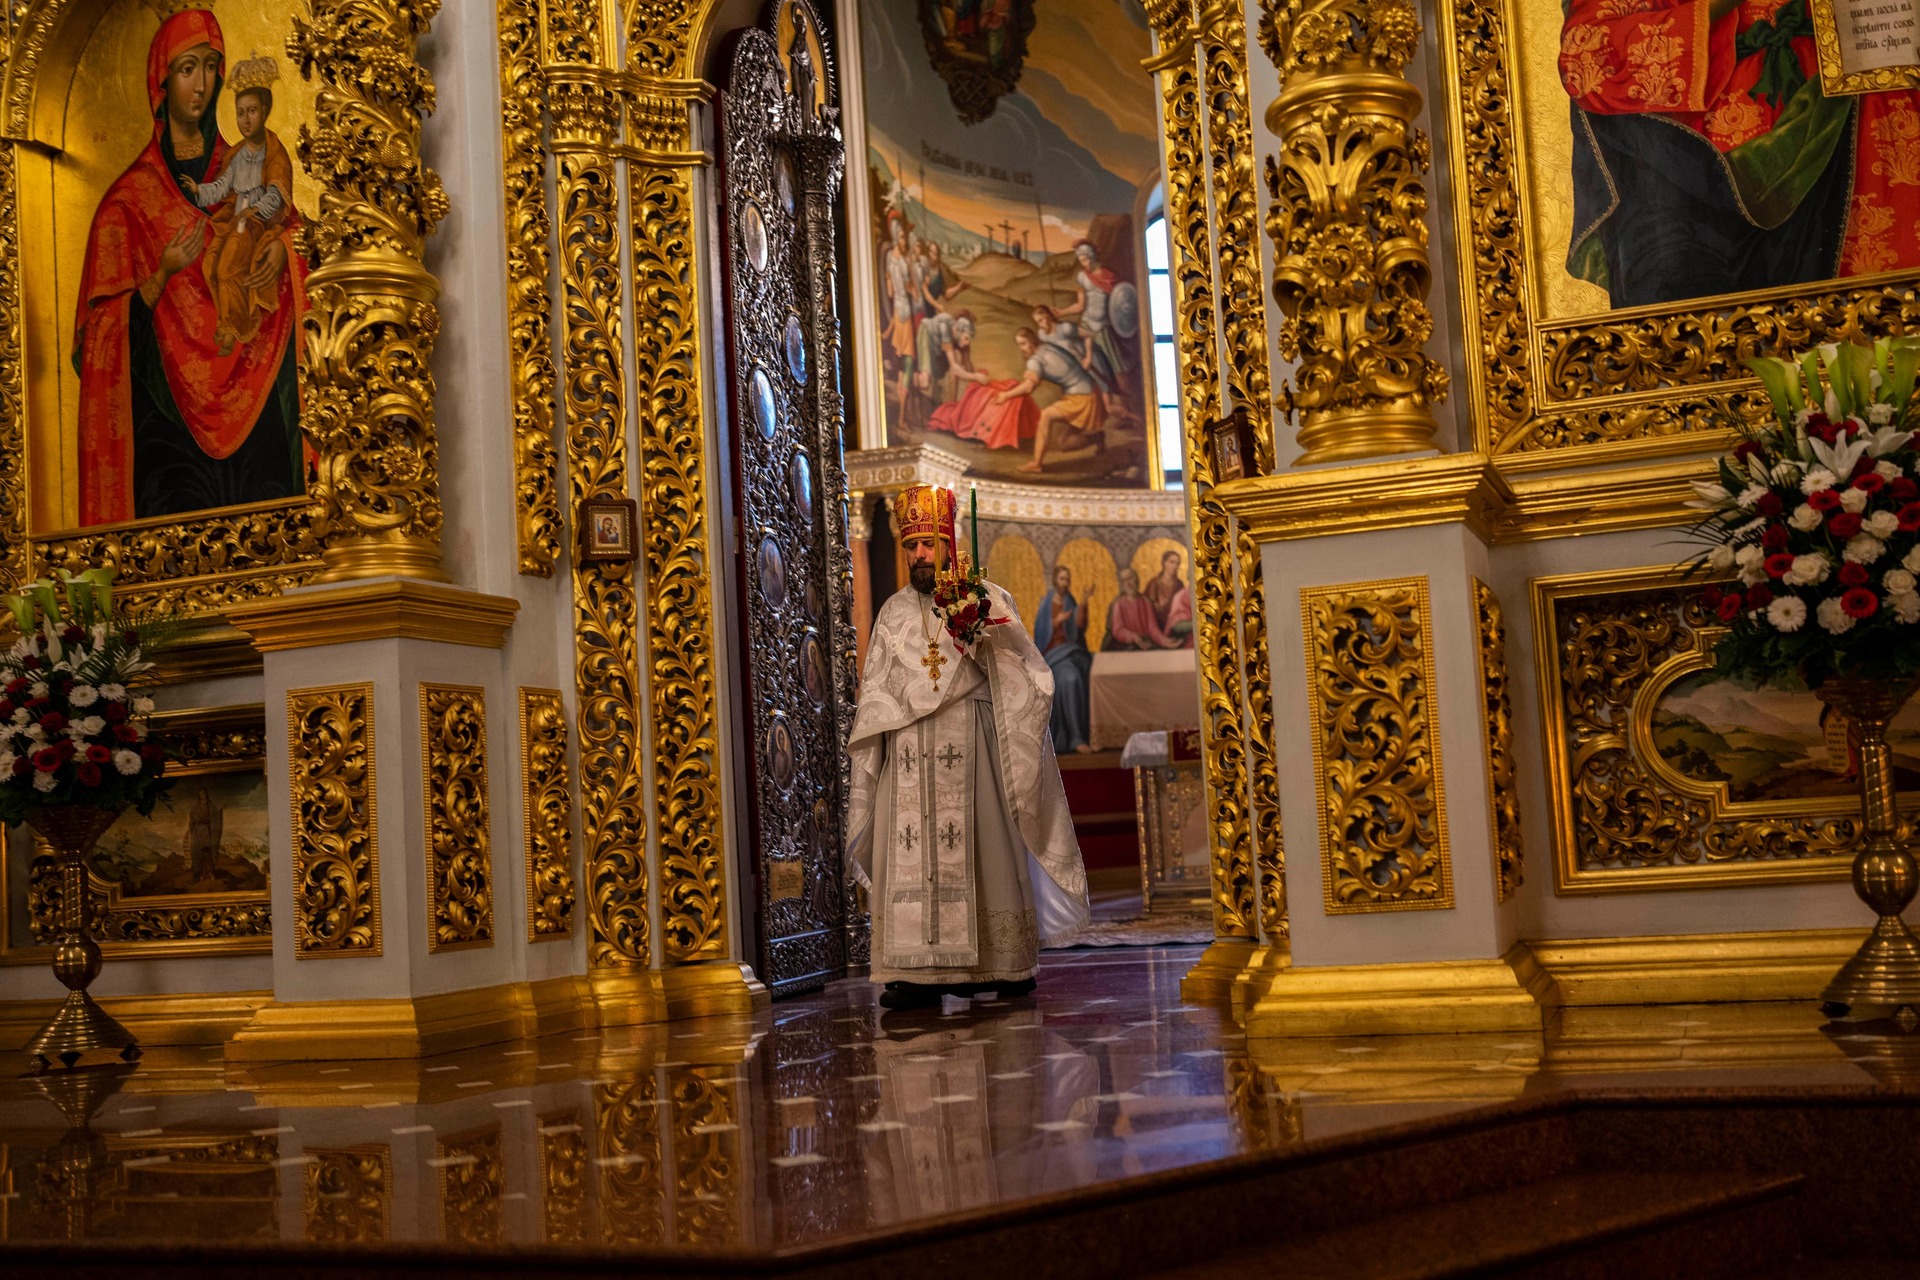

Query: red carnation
54 739 74 759
37 712 65 733
1763 525 1790 550
84 744 110 765
74 762 100 787
0 700 14 720
3 678 25 697
101 702 128 723
8 757 26 776
1899 503 1920 533
139 744 163 763
1853 454 1877 479
1809 489 1843 512
58 625 81 645
1764 552 1794 578
1757 492 1785 518
1746 584 1775 610
1842 588 1879 620
111 723 138 745
1732 440 1763 465
1829 511 1864 539
1855 473 1887 495
1840 561 1870 587
1702 585 1724 607
1891 477 1918 502
21 655 40 671
1812 422 1842 445
31 747 59 773
1717 594 1744 622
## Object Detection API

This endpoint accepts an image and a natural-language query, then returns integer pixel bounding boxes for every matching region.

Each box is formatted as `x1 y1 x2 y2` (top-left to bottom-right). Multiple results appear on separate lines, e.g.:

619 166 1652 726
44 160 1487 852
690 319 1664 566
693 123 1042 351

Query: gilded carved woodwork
420 684 494 951
498 0 562 576
1301 577 1453 913
288 683 380 957
304 1146 391 1244
670 1070 741 1246
1438 0 1920 466
1533 568 1873 893
520 688 576 942
1258 0 1448 465
1471 579 1523 903
291 0 449 583
436 1126 505 1245
596 1078 667 1245
539 1110 590 1244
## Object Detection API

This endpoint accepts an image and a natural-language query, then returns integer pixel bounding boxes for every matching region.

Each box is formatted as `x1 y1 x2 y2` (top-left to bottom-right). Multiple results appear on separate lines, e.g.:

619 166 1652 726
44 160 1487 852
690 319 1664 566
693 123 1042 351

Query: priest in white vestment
845 484 1089 1010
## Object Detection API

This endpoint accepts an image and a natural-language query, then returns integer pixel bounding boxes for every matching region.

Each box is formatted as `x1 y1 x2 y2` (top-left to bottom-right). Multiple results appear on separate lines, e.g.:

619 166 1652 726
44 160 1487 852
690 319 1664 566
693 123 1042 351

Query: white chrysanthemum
1818 597 1856 634
1898 592 1920 624
1789 504 1823 532
132 696 154 715
1784 554 1832 587
67 685 97 708
1801 467 1839 495
64 725 85 741
9 708 24 726
1766 596 1808 632
1736 484 1767 510
30 770 54 792
1771 460 1802 485
1735 545 1766 571
23 724 43 742
0 752 14 775
98 683 126 702
28 681 47 700
111 749 141 777
1885 569 1917 596
1845 535 1887 564
1707 544 1736 571
1866 510 1901 540
1841 487 1871 513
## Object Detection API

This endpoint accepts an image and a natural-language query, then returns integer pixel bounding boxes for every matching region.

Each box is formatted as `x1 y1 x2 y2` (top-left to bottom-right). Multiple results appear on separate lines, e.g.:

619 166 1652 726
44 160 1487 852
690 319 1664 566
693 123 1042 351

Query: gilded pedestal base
1241 945 1554 1038
1230 942 1291 1018
587 966 668 1028
0 991 271 1053
224 983 538 1063
661 960 770 1019
1182 936 1259 1003
1529 929 1870 1007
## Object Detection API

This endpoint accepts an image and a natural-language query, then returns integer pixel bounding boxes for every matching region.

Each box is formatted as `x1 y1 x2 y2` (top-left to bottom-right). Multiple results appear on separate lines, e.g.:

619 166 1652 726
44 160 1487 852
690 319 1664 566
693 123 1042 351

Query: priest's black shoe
878 982 941 1010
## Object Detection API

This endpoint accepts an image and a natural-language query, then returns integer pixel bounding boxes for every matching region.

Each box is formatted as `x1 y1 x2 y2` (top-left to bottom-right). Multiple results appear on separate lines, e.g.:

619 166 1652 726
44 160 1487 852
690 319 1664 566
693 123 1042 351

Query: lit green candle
969 484 979 576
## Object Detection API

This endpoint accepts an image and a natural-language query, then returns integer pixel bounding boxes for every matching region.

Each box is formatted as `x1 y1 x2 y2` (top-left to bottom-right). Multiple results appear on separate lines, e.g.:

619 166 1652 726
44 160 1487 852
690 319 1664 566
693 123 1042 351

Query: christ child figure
180 56 293 356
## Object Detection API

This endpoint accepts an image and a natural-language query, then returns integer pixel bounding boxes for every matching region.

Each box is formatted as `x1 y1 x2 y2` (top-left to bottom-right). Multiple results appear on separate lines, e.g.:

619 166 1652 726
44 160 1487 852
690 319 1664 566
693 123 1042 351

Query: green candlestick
970 485 979 577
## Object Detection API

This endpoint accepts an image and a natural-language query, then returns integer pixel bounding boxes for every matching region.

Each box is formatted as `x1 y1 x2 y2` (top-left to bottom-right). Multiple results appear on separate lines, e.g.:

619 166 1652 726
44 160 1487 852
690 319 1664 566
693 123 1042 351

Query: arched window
1144 210 1182 488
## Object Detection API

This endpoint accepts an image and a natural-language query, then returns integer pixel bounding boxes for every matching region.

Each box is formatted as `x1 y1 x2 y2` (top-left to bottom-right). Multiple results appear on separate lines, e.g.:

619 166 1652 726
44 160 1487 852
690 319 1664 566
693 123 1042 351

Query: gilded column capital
620 74 710 162
546 68 625 151
1258 0 1449 466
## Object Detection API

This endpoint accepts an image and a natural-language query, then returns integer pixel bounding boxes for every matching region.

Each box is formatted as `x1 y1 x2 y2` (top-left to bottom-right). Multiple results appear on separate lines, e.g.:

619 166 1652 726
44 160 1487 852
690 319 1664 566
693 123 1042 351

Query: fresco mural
858 0 1161 487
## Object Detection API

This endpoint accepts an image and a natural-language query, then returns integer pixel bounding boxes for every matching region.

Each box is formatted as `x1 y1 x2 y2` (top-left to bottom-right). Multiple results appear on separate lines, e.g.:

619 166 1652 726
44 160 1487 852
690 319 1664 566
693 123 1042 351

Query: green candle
970 484 979 576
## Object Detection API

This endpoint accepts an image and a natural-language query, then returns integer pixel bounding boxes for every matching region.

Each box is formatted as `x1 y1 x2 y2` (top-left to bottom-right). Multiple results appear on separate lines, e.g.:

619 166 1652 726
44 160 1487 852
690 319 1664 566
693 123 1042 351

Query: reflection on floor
1 944 1918 1273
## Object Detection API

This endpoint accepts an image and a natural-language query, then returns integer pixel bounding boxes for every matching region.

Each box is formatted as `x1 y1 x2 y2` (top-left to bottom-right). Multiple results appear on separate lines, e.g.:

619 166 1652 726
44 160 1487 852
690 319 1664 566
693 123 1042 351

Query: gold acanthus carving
304 1146 391 1244
1301 577 1453 913
670 1070 741 1246
1439 0 1920 465
290 0 450 583
625 112 729 964
437 1126 505 1245
521 688 577 941
597 1078 668 1246
420 684 495 951
0 138 25 597
539 1110 589 1244
498 0 562 576
1535 570 1884 893
1259 0 1449 465
1471 579 1523 903
1146 5 1254 940
288 683 380 957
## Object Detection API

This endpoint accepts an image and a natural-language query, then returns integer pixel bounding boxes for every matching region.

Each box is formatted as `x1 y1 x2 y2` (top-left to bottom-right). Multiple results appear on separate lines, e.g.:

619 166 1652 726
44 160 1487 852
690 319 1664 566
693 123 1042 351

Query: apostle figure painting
1554 0 1920 312
856 0 1161 487
53 3 309 530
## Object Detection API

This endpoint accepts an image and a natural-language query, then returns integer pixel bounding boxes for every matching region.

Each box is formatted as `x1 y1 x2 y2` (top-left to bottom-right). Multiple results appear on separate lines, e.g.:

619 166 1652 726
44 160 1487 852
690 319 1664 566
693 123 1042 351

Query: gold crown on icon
139 0 206 21
229 52 280 94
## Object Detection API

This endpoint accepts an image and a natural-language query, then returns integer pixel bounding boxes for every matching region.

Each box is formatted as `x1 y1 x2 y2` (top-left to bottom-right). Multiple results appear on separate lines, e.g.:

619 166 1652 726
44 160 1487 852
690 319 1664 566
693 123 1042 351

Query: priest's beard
910 562 935 594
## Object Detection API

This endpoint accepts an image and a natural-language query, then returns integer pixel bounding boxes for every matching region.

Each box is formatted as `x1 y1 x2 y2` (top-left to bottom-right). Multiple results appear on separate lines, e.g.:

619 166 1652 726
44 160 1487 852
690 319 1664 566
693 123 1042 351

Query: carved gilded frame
1438 0 1920 472
0 0 447 615
0 703 272 962
1531 565 1879 894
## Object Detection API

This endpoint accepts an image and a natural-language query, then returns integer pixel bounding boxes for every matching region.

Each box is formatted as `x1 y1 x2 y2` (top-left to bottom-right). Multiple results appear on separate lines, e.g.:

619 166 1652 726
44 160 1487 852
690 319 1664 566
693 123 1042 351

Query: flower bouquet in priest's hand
0 568 172 826
1687 337 1920 688
931 559 1009 653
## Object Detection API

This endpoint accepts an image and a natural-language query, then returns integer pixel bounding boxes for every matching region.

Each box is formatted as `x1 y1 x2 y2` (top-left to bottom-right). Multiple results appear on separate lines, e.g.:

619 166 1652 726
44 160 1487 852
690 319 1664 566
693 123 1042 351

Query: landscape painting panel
858 0 1161 486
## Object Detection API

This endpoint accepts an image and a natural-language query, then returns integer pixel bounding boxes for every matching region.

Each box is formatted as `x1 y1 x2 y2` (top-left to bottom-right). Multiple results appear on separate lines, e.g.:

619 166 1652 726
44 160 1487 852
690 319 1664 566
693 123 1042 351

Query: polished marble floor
0 944 1911 1256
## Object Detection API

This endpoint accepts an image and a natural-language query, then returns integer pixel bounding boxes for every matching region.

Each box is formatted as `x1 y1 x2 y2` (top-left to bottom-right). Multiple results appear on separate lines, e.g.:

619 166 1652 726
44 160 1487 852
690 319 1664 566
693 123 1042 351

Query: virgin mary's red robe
72 8 304 527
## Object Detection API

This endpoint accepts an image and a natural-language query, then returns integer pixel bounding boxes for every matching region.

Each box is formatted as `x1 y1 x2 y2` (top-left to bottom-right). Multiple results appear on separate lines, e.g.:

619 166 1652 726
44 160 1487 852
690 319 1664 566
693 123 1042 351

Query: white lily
1808 433 1870 482
1861 426 1912 457
1687 480 1731 510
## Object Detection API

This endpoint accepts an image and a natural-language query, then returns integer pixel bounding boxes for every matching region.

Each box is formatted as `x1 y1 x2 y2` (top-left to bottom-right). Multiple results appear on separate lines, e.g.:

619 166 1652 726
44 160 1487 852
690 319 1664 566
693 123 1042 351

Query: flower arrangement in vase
0 568 172 1068
1687 337 1920 1020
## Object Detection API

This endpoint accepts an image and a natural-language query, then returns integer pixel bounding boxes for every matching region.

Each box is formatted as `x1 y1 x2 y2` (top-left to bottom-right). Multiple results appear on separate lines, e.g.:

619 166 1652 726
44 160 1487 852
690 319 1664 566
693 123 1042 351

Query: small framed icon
578 497 638 564
1206 406 1255 482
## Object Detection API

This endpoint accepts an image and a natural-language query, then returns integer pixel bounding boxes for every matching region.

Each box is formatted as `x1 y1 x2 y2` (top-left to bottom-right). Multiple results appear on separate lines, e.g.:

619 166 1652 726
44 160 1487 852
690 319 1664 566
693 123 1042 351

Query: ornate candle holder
24 804 140 1070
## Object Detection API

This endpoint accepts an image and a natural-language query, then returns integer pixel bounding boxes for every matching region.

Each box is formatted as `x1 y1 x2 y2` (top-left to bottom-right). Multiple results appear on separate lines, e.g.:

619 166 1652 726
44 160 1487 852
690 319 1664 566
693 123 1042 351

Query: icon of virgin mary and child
71 5 306 528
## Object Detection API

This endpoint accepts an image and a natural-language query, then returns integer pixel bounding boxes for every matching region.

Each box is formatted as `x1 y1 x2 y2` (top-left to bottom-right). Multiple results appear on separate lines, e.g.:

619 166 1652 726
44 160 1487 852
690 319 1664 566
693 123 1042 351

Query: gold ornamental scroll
543 3 655 983
1258 0 1449 465
292 0 450 583
420 683 495 951
521 688 577 941
1471 578 1523 902
287 682 381 957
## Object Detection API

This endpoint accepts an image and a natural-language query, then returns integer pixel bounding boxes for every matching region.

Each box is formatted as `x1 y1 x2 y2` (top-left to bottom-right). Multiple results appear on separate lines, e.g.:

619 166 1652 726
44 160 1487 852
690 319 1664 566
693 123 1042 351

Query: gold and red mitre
894 484 957 555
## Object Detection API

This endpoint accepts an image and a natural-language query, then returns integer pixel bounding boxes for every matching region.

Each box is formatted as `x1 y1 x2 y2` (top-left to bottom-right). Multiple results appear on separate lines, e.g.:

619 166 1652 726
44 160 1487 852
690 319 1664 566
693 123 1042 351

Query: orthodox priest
846 484 1089 1010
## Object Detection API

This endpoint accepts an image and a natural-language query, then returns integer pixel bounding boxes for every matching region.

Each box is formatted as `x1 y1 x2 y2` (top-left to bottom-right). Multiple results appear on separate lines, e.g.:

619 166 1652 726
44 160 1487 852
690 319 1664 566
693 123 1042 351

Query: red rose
1812 421 1841 444
1842 587 1879 620
1732 440 1763 465
1746 584 1775 610
0 700 14 720
37 712 64 733
1701 585 1724 607
1764 552 1795 578
8 757 26 776
21 655 40 671
1763 525 1789 550
3 678 25 696
1855 473 1887 495
1829 511 1864 539
1853 454 1877 479
84 744 110 765
1717 594 1744 622
1809 489 1843 511
1899 503 1920 533
74 762 100 787
1840 561 1870 587
58 625 81 645
1891 478 1919 502
54 739 74 760
111 723 138 745
139 744 163 763
101 702 128 723
1757 492 1785 518
31 747 58 773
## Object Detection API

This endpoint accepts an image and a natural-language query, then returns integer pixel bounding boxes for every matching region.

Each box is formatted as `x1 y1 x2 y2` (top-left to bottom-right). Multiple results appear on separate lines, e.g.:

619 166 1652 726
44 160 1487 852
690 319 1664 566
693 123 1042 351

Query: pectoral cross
921 640 946 688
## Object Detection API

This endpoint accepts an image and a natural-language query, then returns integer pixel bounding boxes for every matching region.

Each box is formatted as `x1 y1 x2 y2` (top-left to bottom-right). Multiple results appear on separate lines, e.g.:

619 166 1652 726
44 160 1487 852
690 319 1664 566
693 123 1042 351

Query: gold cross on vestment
921 640 946 688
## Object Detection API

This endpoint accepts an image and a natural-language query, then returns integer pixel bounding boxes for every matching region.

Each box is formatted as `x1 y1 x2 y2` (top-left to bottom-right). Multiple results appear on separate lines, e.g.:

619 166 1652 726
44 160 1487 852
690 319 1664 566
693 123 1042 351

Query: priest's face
905 534 939 593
